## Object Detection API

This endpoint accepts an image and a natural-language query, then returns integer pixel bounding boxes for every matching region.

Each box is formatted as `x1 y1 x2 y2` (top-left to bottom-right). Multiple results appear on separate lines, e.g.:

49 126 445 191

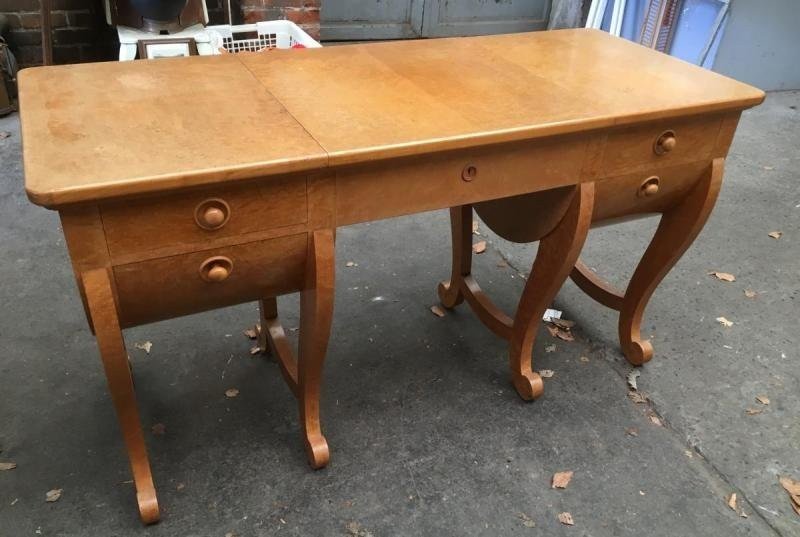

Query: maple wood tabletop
20 29 764 208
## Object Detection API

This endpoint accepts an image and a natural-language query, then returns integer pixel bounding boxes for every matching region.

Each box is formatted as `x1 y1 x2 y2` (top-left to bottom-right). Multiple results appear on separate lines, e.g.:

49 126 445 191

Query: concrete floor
0 92 797 537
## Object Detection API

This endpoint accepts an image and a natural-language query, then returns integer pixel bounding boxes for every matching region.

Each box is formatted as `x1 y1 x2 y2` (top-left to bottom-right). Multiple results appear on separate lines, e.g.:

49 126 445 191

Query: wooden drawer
101 175 308 262
113 234 307 327
592 160 711 224
335 134 589 226
599 115 722 177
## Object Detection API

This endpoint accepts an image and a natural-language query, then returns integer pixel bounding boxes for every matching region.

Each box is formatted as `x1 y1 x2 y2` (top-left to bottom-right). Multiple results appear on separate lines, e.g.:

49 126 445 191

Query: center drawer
101 175 308 261
113 233 307 327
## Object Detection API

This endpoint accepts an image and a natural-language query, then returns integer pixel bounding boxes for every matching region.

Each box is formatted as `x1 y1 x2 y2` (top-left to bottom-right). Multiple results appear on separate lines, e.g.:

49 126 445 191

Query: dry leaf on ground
745 408 763 416
744 289 757 298
225 388 240 398
708 271 736 282
0 131 10 139
716 316 734 327
538 369 554 378
45 489 63 502
779 476 800 516
134 341 152 354
755 395 770 405
579 355 590 363
625 427 639 437
430 305 446 318
552 471 574 489
768 231 783 239
546 324 575 342
176 482 185 491
550 318 575 330
243 327 258 339
0 462 17 471
557 512 574 526
727 492 738 511
628 391 648 404
472 240 487 254
472 220 480 235
151 423 166 435
648 413 663 427
346 521 374 537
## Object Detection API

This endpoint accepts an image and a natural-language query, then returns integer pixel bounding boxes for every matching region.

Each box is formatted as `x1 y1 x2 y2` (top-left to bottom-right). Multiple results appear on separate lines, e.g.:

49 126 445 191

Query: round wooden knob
207 264 230 282
199 256 233 282
654 130 677 155
194 199 230 230
202 206 226 227
639 176 660 197
462 164 478 182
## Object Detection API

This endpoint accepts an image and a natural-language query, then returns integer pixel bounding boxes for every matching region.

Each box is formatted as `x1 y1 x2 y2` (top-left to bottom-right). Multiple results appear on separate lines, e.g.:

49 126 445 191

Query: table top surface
20 29 764 207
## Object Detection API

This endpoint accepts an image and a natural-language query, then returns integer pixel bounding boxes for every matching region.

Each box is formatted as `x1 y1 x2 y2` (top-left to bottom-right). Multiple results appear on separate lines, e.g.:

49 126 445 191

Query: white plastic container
206 20 321 54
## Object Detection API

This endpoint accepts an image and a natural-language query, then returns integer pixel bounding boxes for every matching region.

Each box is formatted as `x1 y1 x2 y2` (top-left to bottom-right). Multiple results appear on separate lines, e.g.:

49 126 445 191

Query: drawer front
593 160 711 224
600 115 722 177
113 234 307 327
102 176 307 261
335 135 589 226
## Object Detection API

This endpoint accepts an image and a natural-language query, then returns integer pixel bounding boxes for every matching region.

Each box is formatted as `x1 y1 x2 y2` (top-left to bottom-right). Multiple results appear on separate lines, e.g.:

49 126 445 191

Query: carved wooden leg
298 229 335 468
437 205 473 308
618 158 724 365
83 268 159 524
509 183 595 400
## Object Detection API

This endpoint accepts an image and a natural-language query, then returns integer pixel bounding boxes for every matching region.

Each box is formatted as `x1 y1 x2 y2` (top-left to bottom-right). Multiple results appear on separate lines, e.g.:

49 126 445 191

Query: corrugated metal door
321 0 551 40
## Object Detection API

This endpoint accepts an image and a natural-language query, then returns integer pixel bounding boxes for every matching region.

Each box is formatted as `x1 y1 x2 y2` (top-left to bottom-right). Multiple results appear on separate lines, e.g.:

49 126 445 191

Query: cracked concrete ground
0 91 797 537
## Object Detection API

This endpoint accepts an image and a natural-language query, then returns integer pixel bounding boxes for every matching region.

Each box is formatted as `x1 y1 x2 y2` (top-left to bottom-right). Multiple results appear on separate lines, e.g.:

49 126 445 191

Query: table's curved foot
298 229 335 469
83 268 160 525
618 158 724 366
438 205 473 308
508 182 595 400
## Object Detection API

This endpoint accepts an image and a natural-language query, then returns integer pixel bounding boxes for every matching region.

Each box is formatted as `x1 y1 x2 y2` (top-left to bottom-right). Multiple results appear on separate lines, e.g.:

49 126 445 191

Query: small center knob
207 264 230 282
203 206 226 227
642 182 660 196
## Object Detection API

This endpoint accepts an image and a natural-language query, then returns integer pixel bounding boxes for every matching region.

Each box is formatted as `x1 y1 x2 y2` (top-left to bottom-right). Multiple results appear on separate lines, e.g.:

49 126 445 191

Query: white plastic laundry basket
206 20 321 54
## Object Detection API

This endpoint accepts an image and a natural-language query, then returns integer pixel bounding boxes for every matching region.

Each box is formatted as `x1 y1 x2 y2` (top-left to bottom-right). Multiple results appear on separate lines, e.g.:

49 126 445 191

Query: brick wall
0 0 116 66
0 0 322 68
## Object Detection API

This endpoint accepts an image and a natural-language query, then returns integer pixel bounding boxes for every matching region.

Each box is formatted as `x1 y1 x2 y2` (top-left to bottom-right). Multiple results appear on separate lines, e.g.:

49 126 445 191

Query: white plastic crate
206 20 321 54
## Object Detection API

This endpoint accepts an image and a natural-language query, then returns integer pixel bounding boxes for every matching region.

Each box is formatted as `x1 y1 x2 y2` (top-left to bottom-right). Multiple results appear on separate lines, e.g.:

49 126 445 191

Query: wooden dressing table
19 29 763 523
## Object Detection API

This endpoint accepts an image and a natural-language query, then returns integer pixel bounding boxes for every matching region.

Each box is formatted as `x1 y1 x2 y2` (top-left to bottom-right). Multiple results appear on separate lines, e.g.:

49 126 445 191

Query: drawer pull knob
200 256 233 282
462 164 478 182
639 176 660 197
654 131 677 155
195 199 231 230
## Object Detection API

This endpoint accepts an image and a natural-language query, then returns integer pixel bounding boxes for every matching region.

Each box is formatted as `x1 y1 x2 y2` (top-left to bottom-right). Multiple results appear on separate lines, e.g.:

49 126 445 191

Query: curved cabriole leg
298 230 335 469
83 268 160 525
437 205 473 308
618 158 724 365
509 183 595 400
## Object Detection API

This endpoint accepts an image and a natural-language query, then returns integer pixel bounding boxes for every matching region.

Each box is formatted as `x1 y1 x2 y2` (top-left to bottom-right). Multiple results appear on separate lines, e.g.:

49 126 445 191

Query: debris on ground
768 231 782 239
472 240 487 254
544 343 556 353
648 413 663 427
472 221 481 235
708 271 736 282
546 322 575 342
346 521 374 537
779 476 800 516
346 261 358 267
626 370 641 391
134 341 153 354
628 391 648 404
745 408 763 416
579 355 590 363
0 462 16 471
0 131 10 139
744 289 758 298
225 388 240 398
755 395 770 405
151 423 166 435
45 489 62 503
557 512 574 526
249 345 262 355
430 305 446 318
517 512 536 528
543 308 562 322
625 427 639 437
552 471 574 489
243 326 258 339
727 492 738 511
716 316 734 327
538 369 555 378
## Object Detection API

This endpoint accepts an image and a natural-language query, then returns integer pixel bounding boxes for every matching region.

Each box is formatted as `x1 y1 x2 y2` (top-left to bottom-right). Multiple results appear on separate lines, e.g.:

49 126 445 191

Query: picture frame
137 38 199 60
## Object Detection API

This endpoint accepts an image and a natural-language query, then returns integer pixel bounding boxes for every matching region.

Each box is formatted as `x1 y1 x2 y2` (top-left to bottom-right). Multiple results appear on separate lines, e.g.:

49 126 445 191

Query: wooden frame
137 38 199 60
